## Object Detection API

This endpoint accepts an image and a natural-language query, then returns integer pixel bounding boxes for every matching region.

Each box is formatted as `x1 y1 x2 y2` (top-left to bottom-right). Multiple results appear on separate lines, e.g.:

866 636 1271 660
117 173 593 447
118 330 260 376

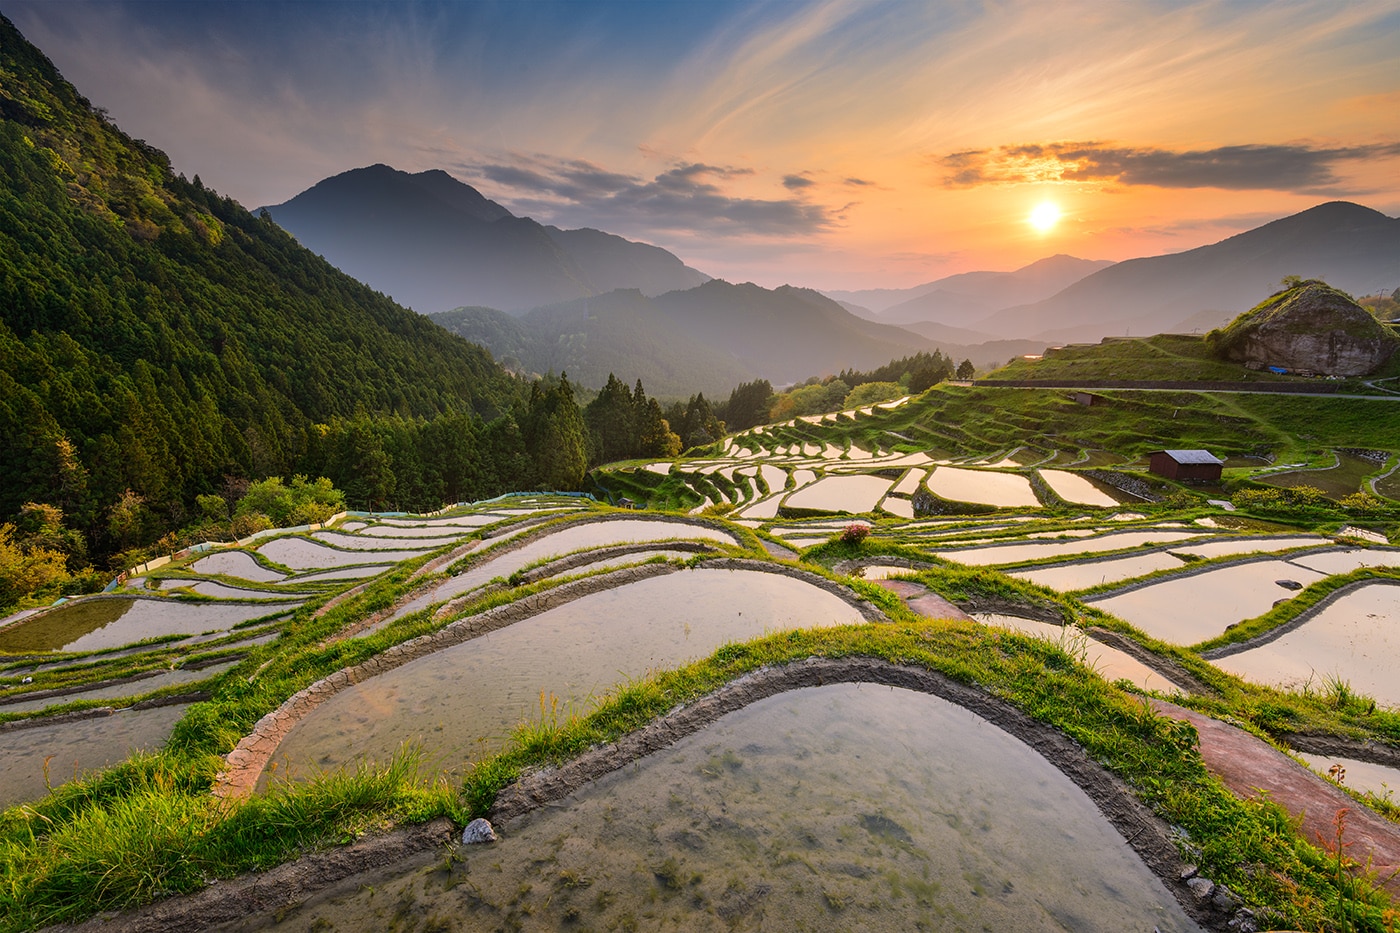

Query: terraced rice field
5 400 1399 931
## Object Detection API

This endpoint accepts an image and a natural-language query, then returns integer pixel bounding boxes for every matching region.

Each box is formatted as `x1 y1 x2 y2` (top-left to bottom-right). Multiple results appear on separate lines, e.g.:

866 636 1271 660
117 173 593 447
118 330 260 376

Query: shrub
840 523 870 544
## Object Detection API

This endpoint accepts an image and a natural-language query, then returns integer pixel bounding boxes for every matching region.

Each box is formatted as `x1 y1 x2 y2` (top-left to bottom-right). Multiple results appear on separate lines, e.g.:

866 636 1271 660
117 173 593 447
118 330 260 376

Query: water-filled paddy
190 551 283 582
1087 559 1328 645
403 518 740 613
258 537 434 570
1210 582 1400 709
552 548 700 578
1287 548 1400 574
0 597 292 653
935 529 1204 567
783 474 893 513
881 496 916 518
1294 751 1400 801
379 514 500 528
241 684 1200 932
265 568 864 782
0 704 189 809
1010 552 1187 590
891 468 925 495
926 467 1040 508
0 660 239 714
1039 470 1120 507
1169 536 1328 559
284 565 392 583
184 581 303 600
311 530 463 550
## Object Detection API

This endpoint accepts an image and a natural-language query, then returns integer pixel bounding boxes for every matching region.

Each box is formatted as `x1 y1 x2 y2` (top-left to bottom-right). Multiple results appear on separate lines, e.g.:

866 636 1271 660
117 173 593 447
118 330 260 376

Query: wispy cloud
462 155 832 237
940 141 1400 192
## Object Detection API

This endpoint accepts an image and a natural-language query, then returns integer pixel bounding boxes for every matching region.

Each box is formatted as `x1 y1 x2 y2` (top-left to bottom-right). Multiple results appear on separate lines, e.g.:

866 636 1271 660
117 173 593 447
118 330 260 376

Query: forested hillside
0 14 524 569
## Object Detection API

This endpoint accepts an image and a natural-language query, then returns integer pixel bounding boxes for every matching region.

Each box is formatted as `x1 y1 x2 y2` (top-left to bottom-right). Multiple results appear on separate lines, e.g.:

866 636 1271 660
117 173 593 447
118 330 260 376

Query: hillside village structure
1149 450 1224 483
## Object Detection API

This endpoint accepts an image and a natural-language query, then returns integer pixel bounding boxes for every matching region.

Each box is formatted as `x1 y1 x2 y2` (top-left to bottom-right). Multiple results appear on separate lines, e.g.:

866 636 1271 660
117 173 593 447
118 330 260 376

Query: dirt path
1152 699 1400 896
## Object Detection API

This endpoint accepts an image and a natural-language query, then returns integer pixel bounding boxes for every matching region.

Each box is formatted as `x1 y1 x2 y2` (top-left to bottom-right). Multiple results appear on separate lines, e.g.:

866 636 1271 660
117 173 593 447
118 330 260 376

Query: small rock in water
461 818 498 845
1274 579 1303 591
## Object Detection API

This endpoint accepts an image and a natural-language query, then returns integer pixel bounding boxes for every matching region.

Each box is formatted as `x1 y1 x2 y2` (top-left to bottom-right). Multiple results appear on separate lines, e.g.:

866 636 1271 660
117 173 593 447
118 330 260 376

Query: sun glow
1029 202 1061 233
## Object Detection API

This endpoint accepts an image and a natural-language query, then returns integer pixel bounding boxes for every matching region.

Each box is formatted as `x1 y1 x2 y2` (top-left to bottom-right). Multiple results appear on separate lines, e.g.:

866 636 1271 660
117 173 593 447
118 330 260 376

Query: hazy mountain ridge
825 255 1115 319
978 202 1400 343
264 165 708 312
432 281 951 394
431 295 754 397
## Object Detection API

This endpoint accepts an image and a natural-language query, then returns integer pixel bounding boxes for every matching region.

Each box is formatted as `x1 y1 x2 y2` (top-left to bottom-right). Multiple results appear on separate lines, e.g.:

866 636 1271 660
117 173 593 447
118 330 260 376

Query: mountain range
824 255 1115 323
976 202 1400 343
269 161 1398 379
263 165 708 312
430 281 969 396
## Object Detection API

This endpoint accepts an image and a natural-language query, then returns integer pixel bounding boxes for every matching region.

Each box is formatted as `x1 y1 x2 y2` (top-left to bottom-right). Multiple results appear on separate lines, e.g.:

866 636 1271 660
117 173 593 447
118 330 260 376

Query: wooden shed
1149 449 1224 483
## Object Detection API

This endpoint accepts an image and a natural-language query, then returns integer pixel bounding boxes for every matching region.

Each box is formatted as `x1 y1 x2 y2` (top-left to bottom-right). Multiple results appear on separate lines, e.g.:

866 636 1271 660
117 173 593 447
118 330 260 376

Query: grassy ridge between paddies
2 546 1399 931
788 384 1400 470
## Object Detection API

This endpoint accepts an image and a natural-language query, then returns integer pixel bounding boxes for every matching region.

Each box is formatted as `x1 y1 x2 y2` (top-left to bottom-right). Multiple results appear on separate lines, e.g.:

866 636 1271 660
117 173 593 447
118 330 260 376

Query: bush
840 523 870 544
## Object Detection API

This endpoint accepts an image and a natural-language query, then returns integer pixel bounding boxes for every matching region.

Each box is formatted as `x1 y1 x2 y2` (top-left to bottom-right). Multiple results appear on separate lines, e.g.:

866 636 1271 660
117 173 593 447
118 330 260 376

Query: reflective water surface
926 467 1040 508
266 568 863 783
1211 582 1400 708
234 684 1200 932
0 597 291 653
0 704 189 809
1088 559 1328 645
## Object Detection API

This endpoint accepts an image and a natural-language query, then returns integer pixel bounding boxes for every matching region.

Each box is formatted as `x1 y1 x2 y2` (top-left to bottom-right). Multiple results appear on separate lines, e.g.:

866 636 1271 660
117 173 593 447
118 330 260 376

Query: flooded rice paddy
0 660 239 715
1087 559 1328 645
1010 552 1187 590
190 550 284 582
1209 582 1400 708
0 704 190 809
934 529 1203 567
264 568 865 783
257 536 435 570
237 683 1200 932
783 474 893 513
1038 469 1121 507
391 518 740 618
0 597 293 653
1294 751 1400 801
925 467 1040 508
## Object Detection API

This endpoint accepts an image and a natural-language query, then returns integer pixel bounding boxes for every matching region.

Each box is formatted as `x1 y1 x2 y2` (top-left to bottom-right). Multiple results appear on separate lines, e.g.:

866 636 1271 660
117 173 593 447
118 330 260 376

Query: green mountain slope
0 14 519 551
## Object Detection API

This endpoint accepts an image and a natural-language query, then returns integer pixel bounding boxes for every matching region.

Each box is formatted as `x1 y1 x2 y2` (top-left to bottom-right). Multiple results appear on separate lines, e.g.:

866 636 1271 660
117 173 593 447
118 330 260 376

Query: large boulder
1211 281 1398 376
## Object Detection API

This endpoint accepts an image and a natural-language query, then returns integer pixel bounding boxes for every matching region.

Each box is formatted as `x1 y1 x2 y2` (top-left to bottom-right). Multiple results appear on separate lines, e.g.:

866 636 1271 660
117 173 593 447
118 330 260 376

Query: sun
1029 201 1061 233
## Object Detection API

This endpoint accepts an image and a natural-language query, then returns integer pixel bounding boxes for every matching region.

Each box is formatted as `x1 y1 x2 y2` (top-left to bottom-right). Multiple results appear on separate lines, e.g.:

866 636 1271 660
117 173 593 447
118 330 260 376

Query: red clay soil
869 578 973 621
1152 699 1400 897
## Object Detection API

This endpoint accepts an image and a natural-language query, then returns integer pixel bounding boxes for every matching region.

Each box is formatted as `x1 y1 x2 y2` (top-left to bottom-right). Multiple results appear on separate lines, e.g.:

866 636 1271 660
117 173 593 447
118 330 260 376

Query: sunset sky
9 0 1400 291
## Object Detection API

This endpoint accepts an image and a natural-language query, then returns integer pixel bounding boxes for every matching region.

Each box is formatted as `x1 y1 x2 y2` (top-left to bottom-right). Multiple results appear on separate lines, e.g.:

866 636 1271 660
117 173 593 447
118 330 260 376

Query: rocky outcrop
1214 281 1397 376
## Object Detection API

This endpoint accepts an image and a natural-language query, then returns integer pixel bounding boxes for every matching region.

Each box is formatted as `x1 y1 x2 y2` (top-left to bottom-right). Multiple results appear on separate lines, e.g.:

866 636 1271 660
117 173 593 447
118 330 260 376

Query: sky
7 0 1400 291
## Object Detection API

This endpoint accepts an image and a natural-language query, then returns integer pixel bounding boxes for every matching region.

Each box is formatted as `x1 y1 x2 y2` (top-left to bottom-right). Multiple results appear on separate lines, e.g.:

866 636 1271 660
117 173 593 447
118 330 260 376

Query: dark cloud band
463 155 831 236
940 141 1400 192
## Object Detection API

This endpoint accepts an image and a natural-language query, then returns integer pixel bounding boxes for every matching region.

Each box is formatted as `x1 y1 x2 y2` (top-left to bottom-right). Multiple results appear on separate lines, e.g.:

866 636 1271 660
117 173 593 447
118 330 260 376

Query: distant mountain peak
263 163 708 311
